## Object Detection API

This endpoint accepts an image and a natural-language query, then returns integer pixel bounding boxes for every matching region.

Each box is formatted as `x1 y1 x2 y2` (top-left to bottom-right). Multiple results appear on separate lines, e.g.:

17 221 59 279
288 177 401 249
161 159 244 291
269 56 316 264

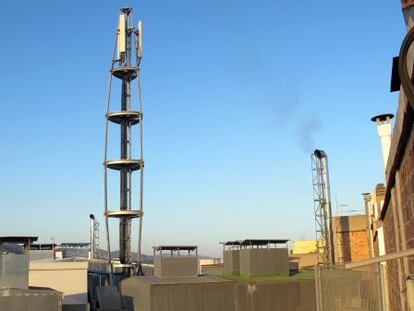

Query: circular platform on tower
105 210 143 218
106 111 142 125
111 67 139 80
104 159 143 171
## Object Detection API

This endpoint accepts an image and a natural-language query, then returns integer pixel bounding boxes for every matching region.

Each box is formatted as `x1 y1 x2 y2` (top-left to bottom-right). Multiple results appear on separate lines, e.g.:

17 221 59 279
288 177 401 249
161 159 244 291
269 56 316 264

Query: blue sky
0 1 406 257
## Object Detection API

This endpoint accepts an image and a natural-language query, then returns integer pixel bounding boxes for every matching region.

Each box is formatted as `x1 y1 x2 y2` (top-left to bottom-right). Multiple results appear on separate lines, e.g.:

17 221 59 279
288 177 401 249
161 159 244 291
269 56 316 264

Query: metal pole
320 155 335 265
137 54 144 268
119 9 131 266
120 79 129 264
344 248 414 270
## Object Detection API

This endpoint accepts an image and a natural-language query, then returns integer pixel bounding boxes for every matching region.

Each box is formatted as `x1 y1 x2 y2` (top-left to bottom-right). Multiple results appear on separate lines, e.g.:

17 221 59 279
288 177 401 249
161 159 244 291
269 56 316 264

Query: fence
315 264 381 311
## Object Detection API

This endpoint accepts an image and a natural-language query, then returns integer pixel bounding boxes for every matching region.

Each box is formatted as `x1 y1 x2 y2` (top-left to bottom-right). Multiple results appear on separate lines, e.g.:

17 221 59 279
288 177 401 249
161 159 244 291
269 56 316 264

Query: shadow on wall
336 217 351 263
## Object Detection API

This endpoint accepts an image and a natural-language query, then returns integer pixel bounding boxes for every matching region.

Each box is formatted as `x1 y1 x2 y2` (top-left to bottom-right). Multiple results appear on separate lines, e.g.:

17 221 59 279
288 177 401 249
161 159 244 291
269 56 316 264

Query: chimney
371 114 394 174
362 193 373 257
89 214 96 259
313 149 335 265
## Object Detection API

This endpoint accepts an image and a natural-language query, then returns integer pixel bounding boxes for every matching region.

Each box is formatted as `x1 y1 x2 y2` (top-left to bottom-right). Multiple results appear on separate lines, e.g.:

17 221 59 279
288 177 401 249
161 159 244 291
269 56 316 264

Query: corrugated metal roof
0 236 38 245
221 239 289 246
153 246 197 251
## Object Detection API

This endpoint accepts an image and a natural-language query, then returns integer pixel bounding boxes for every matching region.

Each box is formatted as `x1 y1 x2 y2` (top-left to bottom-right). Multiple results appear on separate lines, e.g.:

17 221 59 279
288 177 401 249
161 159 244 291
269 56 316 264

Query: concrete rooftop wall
121 277 316 311
154 256 198 278
239 248 289 277
0 288 62 311
0 254 29 290
29 261 88 303
223 250 239 274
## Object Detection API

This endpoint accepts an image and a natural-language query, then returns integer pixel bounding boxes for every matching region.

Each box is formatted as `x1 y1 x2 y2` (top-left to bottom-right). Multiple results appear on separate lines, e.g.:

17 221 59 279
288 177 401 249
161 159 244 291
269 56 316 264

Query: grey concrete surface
0 254 29 289
154 256 198 278
201 264 224 275
239 248 289 277
223 250 240 274
120 276 316 311
0 287 62 311
62 304 90 311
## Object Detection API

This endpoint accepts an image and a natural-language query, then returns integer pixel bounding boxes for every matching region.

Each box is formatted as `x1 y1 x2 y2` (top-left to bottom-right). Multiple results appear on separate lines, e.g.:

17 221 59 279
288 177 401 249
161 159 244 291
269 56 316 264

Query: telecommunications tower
311 149 335 265
103 8 144 277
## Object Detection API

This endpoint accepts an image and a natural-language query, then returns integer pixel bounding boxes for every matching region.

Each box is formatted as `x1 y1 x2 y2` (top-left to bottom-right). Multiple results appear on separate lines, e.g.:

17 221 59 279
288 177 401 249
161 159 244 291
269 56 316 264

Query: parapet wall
120 276 316 311
29 261 88 303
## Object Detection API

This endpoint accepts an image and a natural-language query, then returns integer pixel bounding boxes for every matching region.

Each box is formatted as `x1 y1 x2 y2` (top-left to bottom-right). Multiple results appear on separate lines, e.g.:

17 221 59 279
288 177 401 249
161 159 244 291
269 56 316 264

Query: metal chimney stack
89 214 99 259
104 8 144 278
311 149 335 265
371 114 394 174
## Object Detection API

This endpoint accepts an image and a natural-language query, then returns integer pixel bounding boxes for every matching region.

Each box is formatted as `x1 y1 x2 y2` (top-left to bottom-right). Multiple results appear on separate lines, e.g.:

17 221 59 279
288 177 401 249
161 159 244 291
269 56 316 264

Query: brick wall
349 231 370 261
333 215 370 263
383 203 401 311
399 125 414 258
382 120 414 310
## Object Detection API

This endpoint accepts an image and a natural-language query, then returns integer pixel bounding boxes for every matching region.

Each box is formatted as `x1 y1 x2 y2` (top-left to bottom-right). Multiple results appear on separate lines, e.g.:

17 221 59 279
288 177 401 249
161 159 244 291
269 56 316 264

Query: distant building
198 257 222 274
290 240 319 271
222 239 289 276
363 184 386 259
0 236 62 310
55 242 90 259
291 240 318 255
29 243 56 261
332 214 370 264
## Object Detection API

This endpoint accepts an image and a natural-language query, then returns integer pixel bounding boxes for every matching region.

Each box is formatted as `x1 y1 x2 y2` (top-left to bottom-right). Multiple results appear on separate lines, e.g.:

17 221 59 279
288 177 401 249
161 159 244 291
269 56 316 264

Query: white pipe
89 214 96 259
371 114 394 174
345 248 414 270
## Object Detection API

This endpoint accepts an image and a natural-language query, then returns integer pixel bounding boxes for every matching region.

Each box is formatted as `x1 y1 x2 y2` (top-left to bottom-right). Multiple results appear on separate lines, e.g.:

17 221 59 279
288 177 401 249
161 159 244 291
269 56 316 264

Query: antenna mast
104 7 144 279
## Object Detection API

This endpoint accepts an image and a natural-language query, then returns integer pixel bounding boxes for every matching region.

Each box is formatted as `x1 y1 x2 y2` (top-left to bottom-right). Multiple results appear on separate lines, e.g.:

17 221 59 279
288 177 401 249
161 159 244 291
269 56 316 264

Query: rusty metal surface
402 1 414 9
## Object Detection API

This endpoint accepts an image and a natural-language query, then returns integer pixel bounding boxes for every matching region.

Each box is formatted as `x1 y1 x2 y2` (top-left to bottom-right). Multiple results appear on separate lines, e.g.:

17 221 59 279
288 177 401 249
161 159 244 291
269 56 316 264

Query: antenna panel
117 14 126 59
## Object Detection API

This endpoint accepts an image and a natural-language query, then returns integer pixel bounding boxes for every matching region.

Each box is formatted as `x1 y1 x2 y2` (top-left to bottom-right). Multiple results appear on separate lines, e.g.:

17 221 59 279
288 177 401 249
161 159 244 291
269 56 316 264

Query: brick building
333 215 370 264
374 4 414 310
364 184 386 258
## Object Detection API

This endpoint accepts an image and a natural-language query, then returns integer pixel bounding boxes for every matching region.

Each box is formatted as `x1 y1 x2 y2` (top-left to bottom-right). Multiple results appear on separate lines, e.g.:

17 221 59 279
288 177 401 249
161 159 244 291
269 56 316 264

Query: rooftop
125 274 232 285
0 236 38 245
221 239 289 246
153 245 197 251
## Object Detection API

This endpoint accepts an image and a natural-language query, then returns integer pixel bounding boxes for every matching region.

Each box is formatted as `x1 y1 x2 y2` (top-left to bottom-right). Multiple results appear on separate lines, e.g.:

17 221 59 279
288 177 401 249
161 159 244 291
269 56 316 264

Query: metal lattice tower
103 8 144 277
311 149 335 265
